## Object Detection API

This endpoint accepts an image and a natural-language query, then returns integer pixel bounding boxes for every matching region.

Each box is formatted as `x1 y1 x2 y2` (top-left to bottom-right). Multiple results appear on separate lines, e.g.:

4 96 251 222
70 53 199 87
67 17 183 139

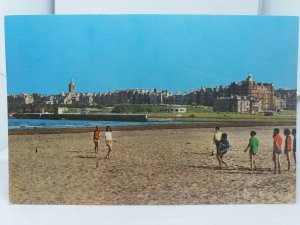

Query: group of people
273 128 296 174
93 125 113 159
93 124 297 172
213 126 297 173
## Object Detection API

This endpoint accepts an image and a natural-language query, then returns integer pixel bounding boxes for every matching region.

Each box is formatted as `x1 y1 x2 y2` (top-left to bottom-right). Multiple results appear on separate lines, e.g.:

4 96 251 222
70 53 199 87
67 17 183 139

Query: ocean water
8 119 219 130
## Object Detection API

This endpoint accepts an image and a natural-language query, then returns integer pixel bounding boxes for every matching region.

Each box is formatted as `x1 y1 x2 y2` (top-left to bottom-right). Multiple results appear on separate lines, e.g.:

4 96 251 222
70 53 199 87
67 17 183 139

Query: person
284 128 292 171
244 131 259 171
216 133 230 169
273 128 283 174
212 127 222 156
93 125 101 153
105 126 113 159
292 128 296 165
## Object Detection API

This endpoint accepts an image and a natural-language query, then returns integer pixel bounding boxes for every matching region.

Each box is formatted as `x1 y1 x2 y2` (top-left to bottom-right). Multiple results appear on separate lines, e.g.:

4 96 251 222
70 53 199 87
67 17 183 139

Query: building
274 96 286 111
275 89 296 110
228 74 274 110
159 107 187 113
213 96 262 114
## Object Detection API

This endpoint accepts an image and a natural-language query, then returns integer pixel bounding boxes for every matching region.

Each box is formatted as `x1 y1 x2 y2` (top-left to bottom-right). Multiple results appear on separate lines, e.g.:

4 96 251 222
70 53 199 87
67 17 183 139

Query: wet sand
9 125 296 204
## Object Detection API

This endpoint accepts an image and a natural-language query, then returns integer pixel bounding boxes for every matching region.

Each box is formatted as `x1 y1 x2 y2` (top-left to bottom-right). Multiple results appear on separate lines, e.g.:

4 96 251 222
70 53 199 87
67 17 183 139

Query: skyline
5 15 299 94
7 74 295 96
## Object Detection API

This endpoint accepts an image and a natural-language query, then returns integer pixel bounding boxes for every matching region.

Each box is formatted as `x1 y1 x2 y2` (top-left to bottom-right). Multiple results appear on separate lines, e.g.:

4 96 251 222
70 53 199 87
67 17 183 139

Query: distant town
8 74 296 115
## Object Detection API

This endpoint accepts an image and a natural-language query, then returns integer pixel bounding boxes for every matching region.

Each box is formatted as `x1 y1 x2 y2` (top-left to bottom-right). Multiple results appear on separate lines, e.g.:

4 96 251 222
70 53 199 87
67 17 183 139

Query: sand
9 125 296 204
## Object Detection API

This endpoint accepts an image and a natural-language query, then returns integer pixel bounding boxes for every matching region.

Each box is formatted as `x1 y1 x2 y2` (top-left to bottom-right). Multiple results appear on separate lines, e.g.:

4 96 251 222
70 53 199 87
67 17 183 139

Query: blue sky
5 15 299 95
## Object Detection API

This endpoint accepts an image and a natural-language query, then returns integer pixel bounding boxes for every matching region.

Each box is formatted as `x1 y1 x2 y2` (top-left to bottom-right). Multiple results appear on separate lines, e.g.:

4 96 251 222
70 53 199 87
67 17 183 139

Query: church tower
69 79 76 93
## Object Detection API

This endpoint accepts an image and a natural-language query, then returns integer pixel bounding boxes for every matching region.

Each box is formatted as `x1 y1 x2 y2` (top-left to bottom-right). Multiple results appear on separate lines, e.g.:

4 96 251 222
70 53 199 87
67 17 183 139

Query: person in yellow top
212 127 222 156
93 125 101 153
105 126 113 159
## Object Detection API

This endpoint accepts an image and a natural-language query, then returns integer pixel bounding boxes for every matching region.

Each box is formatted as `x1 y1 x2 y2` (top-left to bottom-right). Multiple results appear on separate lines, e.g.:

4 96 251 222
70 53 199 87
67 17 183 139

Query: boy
244 131 259 171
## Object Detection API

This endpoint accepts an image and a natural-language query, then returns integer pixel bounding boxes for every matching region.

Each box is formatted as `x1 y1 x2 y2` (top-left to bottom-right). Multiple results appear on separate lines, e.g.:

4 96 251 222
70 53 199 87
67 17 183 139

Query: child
284 128 292 171
105 126 113 159
216 133 230 169
93 125 101 153
273 128 283 174
292 128 296 165
244 131 259 171
212 127 222 156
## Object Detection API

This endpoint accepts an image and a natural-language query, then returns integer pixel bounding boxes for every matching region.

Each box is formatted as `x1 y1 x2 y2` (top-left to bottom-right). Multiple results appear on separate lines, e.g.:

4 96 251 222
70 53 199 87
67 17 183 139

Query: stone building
213 96 262 114
274 96 286 111
275 88 296 110
228 74 274 110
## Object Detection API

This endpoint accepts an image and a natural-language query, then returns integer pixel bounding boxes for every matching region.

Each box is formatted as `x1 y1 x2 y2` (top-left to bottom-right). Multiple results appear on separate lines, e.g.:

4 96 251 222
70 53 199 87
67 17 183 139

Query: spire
69 78 76 93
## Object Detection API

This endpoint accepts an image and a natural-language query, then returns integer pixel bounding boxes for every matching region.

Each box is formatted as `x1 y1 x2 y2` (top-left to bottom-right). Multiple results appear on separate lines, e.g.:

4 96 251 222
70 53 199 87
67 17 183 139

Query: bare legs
217 154 228 169
250 154 257 171
286 152 291 171
94 141 98 153
106 144 112 159
293 151 296 166
274 152 281 174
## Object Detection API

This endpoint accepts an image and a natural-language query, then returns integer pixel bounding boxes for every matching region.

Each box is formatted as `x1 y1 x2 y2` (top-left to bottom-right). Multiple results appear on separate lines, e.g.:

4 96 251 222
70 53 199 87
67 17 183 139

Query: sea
8 119 220 130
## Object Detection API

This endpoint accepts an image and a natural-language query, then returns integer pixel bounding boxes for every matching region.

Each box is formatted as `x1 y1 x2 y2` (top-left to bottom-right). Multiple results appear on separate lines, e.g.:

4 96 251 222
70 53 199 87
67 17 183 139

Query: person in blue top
292 128 296 165
217 133 230 169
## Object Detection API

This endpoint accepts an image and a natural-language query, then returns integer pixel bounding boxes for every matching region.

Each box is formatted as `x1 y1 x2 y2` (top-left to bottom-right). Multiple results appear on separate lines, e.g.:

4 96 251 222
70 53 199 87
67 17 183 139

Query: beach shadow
183 152 209 156
183 164 270 174
220 166 272 174
77 156 98 159
183 165 234 170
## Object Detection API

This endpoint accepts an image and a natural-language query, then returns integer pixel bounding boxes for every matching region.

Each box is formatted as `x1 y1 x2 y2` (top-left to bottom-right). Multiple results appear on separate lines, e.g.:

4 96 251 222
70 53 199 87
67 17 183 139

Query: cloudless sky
5 15 299 95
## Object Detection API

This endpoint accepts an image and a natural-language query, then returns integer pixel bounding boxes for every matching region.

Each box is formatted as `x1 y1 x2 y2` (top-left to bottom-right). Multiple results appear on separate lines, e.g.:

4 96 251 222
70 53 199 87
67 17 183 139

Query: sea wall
12 113 148 122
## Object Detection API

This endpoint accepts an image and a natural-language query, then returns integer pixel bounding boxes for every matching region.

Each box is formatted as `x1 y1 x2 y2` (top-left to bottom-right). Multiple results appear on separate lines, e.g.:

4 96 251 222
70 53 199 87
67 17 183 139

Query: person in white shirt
212 126 222 156
105 126 113 159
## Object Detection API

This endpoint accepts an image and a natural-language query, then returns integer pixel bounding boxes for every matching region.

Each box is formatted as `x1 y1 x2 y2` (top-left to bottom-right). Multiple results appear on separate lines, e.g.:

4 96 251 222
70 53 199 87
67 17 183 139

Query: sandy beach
9 125 296 204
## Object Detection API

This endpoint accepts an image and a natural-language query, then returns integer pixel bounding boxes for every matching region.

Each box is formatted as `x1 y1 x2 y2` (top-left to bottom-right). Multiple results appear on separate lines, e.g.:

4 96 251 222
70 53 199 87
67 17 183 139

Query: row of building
8 75 297 114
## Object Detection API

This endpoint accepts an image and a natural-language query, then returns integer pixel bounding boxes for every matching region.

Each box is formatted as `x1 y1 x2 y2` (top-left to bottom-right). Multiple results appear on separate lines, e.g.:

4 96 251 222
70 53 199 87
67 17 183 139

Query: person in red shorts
284 128 292 171
93 125 101 153
273 128 283 174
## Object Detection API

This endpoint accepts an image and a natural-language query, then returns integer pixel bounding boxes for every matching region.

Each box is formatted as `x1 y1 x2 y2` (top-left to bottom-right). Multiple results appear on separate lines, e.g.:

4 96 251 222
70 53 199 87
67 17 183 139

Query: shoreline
8 120 296 135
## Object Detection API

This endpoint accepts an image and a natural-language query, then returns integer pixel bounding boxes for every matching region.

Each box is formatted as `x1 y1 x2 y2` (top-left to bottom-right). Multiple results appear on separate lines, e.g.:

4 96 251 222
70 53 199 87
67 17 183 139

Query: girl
105 126 113 159
244 131 259 171
217 133 230 169
284 128 292 171
93 125 101 153
273 128 283 174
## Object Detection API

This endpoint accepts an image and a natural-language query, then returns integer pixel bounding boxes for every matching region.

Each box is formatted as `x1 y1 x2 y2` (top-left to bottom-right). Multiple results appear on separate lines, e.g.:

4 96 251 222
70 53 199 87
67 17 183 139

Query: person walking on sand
273 128 283 174
284 128 292 171
217 133 230 169
212 127 222 156
244 131 259 171
292 128 296 165
105 126 113 159
93 125 101 153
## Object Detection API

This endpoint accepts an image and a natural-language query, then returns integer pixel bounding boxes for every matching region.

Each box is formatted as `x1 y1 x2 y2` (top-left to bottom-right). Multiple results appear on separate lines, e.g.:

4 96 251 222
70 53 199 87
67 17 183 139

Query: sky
5 15 299 95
